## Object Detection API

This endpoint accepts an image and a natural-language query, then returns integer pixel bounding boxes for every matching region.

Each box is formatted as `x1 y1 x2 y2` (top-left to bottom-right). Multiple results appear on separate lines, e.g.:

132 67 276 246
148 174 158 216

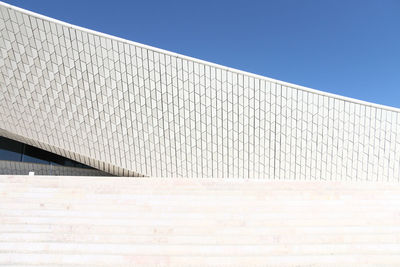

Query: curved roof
1 1 400 179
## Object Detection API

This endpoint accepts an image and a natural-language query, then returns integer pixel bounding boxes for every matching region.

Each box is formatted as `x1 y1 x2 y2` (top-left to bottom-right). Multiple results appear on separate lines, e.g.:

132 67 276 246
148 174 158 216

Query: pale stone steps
1 175 400 266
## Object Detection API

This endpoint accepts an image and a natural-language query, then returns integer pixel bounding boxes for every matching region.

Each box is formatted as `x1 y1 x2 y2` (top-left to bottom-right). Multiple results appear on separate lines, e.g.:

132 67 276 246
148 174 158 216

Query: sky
3 0 400 108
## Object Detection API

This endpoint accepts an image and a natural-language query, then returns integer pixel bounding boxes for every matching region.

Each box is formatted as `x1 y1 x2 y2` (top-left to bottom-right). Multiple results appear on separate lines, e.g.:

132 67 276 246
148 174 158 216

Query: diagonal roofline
1 0 399 113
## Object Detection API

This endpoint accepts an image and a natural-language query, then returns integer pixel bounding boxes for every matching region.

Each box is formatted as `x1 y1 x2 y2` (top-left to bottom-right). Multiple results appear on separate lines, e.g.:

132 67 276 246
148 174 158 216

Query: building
2 2 400 266
1 1 400 179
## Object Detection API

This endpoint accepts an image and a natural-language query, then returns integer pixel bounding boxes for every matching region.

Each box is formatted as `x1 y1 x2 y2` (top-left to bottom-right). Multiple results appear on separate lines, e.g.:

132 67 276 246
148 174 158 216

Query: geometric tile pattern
1 2 400 179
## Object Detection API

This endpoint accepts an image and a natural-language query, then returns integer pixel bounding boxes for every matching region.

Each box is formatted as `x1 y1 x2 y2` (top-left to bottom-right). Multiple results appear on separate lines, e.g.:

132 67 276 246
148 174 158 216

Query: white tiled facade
1 2 399 178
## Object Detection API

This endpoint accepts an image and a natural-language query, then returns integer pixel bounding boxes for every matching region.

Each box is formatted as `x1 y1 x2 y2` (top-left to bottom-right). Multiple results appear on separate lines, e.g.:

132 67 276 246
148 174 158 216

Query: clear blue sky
4 0 400 108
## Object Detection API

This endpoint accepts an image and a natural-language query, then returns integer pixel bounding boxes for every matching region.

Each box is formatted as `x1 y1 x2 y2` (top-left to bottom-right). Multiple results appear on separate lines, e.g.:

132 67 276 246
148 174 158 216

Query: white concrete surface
1 175 400 266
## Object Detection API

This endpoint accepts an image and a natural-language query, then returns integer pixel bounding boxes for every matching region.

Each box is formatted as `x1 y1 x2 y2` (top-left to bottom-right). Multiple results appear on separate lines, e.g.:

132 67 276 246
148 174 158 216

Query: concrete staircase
1 175 400 266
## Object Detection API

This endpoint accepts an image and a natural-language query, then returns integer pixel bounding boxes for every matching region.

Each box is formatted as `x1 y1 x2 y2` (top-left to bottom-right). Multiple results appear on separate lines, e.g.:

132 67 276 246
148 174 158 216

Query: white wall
1 2 399 179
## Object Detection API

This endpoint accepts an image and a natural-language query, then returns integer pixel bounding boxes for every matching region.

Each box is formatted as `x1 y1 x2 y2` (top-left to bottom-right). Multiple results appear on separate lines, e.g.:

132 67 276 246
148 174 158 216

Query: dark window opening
0 136 93 169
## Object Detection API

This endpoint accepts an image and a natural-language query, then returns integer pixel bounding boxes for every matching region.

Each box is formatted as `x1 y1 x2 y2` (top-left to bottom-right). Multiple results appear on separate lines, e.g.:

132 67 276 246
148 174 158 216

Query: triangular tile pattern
0 3 400 179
